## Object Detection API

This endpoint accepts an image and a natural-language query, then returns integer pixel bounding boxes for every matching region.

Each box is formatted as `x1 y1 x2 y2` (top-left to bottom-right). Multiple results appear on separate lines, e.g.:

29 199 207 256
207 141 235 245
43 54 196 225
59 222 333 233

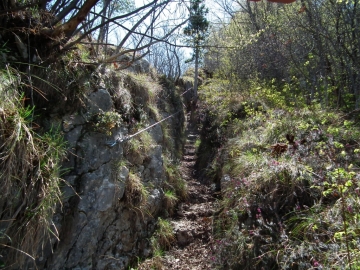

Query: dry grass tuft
163 190 178 215
152 218 175 250
125 172 149 207
0 69 67 268
163 158 188 201
137 256 164 270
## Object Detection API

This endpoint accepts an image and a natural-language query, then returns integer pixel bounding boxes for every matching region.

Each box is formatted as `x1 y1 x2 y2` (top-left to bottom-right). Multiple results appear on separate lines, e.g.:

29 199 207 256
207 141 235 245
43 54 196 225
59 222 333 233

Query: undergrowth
200 78 360 269
136 217 175 270
0 68 67 268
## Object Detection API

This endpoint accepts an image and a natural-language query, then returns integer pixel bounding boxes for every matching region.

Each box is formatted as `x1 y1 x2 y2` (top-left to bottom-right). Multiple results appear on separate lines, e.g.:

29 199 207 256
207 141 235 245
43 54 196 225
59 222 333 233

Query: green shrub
200 77 360 269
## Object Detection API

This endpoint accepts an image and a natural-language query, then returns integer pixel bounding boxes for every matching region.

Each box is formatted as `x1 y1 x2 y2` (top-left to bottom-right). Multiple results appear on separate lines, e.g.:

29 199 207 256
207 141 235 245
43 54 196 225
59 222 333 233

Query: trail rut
161 125 216 270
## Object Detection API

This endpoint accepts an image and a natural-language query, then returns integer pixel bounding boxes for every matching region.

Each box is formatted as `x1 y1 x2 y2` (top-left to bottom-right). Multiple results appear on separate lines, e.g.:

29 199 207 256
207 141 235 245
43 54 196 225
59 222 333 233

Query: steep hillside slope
196 79 360 269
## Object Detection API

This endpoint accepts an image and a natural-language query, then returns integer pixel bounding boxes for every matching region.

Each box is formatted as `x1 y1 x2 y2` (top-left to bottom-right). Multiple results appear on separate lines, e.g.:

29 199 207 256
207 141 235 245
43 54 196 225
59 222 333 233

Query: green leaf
345 180 352 187
334 231 345 239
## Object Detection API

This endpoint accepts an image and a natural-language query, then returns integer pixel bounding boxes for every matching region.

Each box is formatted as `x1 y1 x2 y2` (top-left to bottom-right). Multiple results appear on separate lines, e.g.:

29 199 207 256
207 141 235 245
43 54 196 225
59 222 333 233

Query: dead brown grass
0 71 66 269
125 172 149 207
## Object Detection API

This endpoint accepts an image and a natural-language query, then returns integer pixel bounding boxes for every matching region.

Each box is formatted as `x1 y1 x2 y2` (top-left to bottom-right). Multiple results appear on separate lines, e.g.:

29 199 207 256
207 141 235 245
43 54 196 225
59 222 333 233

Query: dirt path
161 125 216 270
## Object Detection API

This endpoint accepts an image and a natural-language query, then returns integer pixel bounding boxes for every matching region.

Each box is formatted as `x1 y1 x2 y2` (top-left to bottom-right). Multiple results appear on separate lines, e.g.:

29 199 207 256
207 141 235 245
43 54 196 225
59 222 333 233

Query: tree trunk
97 0 111 44
194 46 199 103
190 46 199 126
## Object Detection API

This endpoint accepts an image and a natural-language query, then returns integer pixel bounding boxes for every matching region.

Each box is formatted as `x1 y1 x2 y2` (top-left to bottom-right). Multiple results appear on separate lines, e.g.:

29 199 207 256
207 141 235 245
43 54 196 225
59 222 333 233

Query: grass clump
124 72 162 109
136 218 175 270
125 171 149 208
0 69 67 268
163 190 178 215
153 218 175 250
163 157 187 201
125 131 156 164
194 138 201 149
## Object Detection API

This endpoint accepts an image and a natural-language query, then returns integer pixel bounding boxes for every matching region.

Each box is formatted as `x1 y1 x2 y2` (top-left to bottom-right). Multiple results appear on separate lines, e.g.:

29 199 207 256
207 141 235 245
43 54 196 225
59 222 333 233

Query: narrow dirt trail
161 124 216 270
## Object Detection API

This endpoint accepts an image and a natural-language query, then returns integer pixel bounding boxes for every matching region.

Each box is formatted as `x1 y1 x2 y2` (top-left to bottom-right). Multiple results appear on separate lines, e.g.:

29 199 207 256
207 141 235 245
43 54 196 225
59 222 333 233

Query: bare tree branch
51 0 100 37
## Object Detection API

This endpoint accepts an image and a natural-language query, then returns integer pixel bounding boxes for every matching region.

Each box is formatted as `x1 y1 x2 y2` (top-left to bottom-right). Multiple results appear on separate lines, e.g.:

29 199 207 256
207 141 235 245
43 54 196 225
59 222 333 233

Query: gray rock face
116 54 150 74
85 88 113 117
148 118 163 144
117 166 129 200
147 189 162 215
76 132 122 174
133 58 150 73
43 69 181 270
146 145 164 181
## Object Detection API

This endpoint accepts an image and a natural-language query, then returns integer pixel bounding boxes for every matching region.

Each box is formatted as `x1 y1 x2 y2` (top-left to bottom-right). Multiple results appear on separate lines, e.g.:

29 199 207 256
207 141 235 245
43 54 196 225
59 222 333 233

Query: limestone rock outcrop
41 67 184 269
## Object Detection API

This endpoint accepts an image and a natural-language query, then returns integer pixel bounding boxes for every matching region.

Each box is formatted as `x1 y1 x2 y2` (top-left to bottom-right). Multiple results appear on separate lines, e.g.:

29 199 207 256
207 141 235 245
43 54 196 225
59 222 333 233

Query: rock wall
41 66 184 269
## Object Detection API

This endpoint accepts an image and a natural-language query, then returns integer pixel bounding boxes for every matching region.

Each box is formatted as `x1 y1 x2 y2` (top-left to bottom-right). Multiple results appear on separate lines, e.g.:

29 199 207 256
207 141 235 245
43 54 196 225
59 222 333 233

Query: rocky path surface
161 126 216 270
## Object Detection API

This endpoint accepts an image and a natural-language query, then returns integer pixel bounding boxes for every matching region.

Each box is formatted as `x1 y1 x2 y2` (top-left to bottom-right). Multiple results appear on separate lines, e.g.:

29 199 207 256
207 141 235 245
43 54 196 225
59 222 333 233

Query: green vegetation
189 0 360 265
163 190 179 216
137 217 175 270
183 0 209 108
198 77 360 269
163 157 188 201
194 138 201 149
0 68 67 268
206 1 360 111
94 111 122 134
152 217 175 250
200 2 360 267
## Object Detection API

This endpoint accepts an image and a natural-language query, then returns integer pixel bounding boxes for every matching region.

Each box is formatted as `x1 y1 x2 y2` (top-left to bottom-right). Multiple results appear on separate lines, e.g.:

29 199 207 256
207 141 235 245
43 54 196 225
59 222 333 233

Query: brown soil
160 124 217 270
138 119 217 270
